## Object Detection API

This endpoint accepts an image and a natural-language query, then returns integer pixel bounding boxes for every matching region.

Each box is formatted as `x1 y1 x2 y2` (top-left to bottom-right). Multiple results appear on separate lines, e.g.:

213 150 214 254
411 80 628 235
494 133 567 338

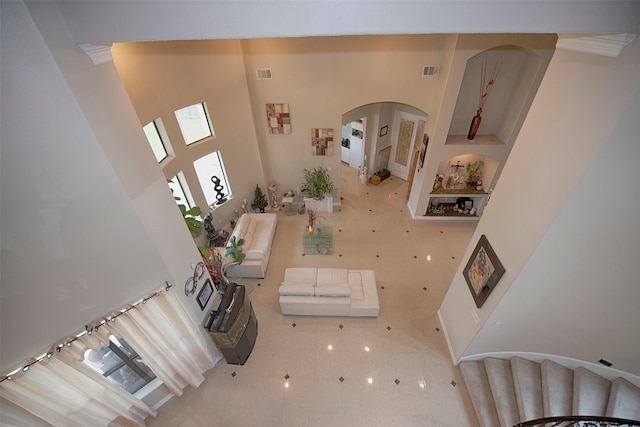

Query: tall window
84 336 156 394
174 102 214 145
168 171 195 210
193 151 232 207
142 118 170 163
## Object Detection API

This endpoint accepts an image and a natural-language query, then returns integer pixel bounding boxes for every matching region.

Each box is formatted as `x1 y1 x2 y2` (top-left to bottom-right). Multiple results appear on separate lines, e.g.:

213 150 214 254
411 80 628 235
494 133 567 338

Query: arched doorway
341 102 428 188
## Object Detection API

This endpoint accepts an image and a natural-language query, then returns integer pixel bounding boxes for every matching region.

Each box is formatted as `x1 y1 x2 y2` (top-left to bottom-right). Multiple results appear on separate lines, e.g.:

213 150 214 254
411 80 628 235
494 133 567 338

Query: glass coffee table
302 225 332 255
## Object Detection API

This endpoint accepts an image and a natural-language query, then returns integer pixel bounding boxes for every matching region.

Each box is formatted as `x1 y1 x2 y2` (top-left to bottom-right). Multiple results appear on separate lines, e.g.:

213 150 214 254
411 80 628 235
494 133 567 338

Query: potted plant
466 160 484 186
225 235 246 265
251 185 268 212
306 207 324 234
303 167 334 200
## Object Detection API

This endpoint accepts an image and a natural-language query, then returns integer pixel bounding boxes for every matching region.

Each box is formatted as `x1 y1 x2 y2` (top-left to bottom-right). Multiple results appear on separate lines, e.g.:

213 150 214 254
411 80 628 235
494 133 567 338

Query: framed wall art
463 234 505 308
266 103 291 134
311 128 334 156
418 134 429 169
196 278 214 310
379 125 388 137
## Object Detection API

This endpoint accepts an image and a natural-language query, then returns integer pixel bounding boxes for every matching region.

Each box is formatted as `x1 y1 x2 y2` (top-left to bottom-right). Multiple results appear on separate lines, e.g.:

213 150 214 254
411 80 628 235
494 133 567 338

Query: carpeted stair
461 357 640 427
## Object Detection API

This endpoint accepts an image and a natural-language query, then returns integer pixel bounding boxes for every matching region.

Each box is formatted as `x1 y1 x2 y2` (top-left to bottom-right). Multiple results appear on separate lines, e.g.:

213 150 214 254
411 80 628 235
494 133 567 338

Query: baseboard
437 308 460 366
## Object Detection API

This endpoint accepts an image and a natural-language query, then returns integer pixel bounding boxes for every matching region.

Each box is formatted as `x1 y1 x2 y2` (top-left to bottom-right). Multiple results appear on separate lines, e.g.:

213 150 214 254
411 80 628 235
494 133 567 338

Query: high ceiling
53 0 639 45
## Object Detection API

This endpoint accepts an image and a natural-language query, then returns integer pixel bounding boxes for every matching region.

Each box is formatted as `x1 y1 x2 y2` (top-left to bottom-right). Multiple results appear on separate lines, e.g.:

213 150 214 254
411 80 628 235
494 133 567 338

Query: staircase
461 357 640 427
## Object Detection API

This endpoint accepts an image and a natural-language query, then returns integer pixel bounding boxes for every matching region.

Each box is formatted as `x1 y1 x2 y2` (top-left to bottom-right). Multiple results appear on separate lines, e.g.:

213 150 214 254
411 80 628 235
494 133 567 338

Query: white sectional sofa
224 213 277 279
279 267 379 317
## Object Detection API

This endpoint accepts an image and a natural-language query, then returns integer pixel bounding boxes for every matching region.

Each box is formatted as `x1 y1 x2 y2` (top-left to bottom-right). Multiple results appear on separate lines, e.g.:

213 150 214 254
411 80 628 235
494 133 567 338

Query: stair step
511 356 544 422
573 366 611 416
606 377 640 420
484 358 520 427
460 361 501 427
541 359 574 417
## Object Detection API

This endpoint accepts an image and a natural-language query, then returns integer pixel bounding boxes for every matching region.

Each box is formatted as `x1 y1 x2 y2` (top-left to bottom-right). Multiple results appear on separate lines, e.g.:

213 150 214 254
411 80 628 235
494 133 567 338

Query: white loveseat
224 213 277 278
279 267 379 317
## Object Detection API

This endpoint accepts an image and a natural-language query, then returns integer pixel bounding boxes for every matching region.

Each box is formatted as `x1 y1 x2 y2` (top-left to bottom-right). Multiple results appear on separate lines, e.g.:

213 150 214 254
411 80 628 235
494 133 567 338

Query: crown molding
79 43 113 65
556 33 637 58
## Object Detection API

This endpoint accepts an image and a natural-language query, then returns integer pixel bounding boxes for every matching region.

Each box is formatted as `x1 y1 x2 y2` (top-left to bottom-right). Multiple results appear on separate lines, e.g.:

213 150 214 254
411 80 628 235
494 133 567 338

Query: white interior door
389 112 420 180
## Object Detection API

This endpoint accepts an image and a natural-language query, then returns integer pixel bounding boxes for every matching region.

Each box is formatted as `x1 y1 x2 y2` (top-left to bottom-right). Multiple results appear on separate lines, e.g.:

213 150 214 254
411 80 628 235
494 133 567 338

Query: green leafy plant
225 235 246 265
375 168 391 178
303 167 335 200
252 185 268 212
466 159 485 184
179 204 203 236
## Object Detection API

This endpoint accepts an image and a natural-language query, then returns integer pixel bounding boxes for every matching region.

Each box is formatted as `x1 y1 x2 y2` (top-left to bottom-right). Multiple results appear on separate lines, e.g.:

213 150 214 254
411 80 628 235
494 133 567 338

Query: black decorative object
211 175 227 205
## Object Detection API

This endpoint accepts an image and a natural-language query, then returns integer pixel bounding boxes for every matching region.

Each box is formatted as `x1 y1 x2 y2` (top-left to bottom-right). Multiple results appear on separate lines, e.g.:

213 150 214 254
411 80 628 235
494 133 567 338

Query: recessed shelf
445 134 506 145
431 185 487 195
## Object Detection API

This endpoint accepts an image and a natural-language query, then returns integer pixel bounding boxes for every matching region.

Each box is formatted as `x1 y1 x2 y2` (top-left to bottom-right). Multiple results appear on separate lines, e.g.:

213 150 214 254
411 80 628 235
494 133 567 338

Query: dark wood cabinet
203 283 258 365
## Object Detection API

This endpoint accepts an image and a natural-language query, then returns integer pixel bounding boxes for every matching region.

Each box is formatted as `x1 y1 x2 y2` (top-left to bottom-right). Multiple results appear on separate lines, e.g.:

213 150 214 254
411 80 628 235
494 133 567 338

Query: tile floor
146 164 480 427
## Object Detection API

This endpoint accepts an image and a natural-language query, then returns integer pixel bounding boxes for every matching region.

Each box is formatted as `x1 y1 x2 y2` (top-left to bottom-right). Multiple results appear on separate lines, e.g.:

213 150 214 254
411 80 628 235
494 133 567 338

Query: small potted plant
303 167 335 200
466 160 484 186
306 207 323 234
251 185 268 212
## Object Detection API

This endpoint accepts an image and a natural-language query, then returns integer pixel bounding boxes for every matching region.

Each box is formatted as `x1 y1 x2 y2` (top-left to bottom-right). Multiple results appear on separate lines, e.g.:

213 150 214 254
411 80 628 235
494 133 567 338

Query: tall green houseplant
303 167 334 200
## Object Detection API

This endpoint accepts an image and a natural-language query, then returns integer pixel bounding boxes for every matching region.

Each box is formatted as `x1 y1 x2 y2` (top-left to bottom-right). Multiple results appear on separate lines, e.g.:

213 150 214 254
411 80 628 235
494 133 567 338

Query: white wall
409 34 556 219
439 37 640 375
0 1 219 376
53 1 640 44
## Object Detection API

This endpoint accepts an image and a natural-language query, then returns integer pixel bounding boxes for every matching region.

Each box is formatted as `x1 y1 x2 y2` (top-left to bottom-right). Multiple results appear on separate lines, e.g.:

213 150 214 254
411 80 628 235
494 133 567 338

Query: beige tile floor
147 164 480 427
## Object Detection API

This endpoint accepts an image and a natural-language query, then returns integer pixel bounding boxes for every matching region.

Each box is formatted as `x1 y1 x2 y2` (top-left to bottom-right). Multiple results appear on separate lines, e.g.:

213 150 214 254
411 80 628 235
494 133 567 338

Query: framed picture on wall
311 128 334 156
266 103 291 134
463 235 505 308
197 279 214 310
418 134 429 169
379 125 388 137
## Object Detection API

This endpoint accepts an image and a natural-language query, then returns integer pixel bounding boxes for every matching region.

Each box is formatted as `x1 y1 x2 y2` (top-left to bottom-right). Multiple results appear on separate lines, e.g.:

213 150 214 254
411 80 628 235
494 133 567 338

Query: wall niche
426 154 498 219
447 45 546 146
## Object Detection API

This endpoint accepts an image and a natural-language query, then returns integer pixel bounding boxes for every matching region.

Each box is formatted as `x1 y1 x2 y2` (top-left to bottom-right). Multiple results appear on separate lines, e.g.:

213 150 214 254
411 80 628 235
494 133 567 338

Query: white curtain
0 354 153 427
101 288 217 396
0 287 219 426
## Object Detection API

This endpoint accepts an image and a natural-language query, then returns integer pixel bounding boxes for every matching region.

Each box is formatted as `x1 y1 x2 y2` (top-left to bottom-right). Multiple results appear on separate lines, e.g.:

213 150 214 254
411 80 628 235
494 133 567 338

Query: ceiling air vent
256 69 272 80
422 65 441 77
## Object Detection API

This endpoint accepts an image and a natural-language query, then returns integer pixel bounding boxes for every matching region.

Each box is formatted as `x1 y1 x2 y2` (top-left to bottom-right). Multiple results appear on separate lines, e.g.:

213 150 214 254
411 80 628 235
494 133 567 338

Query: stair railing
515 416 640 427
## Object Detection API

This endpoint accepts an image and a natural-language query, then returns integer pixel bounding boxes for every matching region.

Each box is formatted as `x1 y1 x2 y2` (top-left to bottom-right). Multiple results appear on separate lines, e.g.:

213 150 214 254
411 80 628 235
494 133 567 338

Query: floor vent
422 65 440 77
256 68 272 80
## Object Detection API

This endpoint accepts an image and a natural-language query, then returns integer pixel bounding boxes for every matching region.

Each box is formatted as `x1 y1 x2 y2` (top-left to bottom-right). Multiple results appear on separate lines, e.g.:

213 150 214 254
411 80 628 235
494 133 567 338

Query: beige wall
111 35 447 206
439 37 640 376
112 40 265 228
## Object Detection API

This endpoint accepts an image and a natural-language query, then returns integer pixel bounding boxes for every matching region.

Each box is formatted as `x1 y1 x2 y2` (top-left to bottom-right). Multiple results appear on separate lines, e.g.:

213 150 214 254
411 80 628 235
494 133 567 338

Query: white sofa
279 267 379 317
224 213 277 279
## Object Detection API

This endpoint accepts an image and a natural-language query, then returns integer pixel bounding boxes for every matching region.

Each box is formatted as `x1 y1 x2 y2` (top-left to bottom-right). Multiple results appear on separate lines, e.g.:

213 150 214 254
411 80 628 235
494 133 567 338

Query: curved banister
515 415 640 427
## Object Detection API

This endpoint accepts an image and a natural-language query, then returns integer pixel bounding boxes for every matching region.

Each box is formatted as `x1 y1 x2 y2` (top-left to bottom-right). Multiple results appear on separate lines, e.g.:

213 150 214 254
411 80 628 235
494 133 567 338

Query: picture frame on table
197 278 214 310
463 235 505 308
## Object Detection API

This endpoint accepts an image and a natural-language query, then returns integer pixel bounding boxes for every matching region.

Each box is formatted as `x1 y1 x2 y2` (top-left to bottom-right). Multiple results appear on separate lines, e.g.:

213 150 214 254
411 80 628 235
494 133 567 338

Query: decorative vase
467 110 482 140
308 224 314 235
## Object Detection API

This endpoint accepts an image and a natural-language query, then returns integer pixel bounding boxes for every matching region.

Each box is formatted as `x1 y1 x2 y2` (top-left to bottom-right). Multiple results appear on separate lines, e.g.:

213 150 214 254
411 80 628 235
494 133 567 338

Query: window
193 151 232 207
168 171 195 210
142 119 170 163
174 102 214 145
84 336 156 394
